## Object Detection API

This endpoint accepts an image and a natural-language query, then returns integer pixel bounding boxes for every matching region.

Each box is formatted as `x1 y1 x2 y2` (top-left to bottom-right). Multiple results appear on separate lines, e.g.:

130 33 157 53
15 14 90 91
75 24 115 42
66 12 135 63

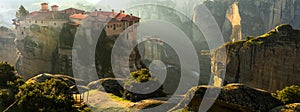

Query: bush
16 78 75 111
0 62 24 110
123 68 166 102
129 68 152 83
0 62 17 86
272 85 300 104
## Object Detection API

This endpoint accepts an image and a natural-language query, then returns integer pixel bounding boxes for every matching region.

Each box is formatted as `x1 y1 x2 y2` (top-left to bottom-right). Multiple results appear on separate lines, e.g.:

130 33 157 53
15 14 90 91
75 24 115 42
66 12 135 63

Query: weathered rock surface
0 26 17 65
171 84 283 112
15 25 62 79
26 73 87 86
87 78 166 102
270 103 300 112
211 25 300 92
88 78 125 97
199 0 300 42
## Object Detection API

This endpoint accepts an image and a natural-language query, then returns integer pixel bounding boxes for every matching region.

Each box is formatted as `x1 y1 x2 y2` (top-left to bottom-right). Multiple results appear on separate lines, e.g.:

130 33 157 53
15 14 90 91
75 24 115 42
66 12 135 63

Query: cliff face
212 25 300 92
15 25 62 79
0 26 17 65
201 0 300 41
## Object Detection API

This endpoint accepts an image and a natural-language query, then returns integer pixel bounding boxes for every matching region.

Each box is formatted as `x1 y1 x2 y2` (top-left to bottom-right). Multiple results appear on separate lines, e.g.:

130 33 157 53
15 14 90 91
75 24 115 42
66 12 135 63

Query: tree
16 79 75 112
0 62 24 111
0 62 15 86
16 5 29 18
272 85 300 104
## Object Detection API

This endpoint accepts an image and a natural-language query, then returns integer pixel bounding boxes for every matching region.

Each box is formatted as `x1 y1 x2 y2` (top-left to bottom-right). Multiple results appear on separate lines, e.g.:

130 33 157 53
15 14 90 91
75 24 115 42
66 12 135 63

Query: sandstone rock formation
0 26 17 65
198 0 300 42
211 24 300 92
171 84 282 112
15 25 62 79
26 73 87 86
87 77 166 102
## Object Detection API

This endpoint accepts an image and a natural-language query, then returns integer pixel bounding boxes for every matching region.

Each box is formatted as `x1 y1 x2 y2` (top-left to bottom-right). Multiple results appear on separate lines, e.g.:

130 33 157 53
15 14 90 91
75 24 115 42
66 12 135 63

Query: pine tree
16 5 29 18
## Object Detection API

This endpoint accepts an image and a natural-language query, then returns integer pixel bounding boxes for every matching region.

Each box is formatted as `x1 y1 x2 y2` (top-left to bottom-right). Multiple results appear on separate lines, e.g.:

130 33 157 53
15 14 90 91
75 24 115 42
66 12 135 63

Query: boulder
26 73 87 86
87 78 125 97
171 84 283 112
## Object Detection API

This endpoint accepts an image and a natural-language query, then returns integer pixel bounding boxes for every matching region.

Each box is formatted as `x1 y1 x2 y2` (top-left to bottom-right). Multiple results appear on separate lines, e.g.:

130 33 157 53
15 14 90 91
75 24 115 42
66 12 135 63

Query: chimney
99 9 102 11
95 9 98 16
40 3 49 12
51 5 59 12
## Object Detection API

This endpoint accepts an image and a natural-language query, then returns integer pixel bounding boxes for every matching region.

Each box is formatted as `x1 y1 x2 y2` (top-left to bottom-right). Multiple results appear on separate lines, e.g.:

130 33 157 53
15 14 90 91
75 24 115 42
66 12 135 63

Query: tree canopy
273 85 300 104
16 5 29 18
16 79 75 112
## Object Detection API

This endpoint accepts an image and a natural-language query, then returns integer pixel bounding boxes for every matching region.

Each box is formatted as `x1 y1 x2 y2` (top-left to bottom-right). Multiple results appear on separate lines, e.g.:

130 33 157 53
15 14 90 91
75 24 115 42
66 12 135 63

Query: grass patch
108 93 131 103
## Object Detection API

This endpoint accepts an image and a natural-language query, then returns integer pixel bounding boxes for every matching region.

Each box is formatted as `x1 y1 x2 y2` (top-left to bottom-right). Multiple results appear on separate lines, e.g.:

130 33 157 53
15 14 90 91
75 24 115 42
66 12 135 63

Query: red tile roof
69 14 88 20
88 11 140 22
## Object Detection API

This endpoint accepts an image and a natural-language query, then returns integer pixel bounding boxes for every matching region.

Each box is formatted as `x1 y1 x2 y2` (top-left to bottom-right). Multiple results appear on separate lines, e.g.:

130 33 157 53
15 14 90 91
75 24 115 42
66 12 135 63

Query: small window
23 27 25 30
21 32 24 35
54 23 56 26
35 20 37 23
41 21 43 24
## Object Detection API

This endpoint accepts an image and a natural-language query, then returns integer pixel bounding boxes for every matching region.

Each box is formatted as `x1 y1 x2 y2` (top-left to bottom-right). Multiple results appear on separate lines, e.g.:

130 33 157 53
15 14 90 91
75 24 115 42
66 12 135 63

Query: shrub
0 62 16 86
272 85 300 104
123 68 166 102
16 78 75 111
0 62 24 110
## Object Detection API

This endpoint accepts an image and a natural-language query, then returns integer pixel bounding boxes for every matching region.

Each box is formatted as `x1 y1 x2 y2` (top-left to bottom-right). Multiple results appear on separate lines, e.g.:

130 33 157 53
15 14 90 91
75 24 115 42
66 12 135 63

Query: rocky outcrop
270 103 300 112
200 0 300 41
0 26 17 65
88 78 125 97
211 24 300 92
15 25 62 79
87 77 166 102
171 84 282 112
26 73 87 86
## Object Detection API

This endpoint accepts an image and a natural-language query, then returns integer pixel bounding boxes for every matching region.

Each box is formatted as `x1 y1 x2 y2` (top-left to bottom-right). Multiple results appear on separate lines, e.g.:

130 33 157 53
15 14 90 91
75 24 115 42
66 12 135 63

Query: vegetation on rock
123 68 166 102
0 62 24 111
16 78 75 111
272 85 300 104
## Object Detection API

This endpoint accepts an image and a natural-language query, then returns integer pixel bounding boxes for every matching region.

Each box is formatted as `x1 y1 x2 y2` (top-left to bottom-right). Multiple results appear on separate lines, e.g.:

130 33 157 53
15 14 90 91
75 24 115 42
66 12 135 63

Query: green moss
109 93 131 103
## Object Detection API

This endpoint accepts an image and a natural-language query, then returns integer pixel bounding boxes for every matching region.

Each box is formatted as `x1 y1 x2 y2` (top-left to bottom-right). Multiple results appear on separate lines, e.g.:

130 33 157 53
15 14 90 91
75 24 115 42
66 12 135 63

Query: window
29 21 31 23
23 27 25 30
54 23 56 26
21 32 24 35
113 24 116 30
35 20 37 23
41 21 43 24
